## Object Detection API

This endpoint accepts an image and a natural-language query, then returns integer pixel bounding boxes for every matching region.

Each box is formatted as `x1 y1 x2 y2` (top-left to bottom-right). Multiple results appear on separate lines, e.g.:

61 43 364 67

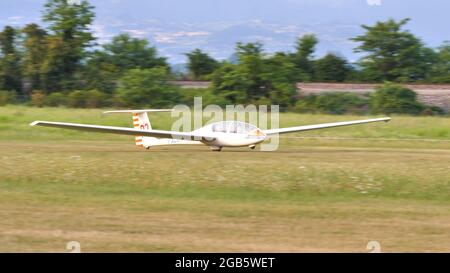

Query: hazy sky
0 0 449 63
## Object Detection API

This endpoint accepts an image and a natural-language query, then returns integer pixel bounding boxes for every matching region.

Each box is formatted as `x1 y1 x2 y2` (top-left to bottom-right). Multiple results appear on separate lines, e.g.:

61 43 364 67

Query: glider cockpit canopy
210 121 258 134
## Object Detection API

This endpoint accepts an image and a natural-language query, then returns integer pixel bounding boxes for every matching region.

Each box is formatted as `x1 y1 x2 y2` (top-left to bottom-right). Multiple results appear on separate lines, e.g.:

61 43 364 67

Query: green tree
83 53 120 93
211 42 265 104
101 34 167 72
211 43 265 104
428 42 450 83
211 43 298 107
0 90 16 105
295 92 368 115
40 36 69 92
314 53 352 82
42 0 95 91
185 49 219 80
22 24 48 93
84 34 168 93
44 92 66 106
0 26 22 95
210 62 248 104
116 68 180 108
292 34 318 81
262 52 298 107
370 83 434 115
235 42 265 100
352 18 434 82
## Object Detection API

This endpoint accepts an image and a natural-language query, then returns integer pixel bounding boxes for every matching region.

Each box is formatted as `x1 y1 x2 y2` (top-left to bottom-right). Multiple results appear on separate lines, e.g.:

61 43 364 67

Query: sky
0 0 449 64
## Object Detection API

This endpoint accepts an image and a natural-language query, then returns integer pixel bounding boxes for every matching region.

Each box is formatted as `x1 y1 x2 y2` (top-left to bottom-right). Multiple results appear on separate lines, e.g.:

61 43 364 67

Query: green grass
0 106 449 252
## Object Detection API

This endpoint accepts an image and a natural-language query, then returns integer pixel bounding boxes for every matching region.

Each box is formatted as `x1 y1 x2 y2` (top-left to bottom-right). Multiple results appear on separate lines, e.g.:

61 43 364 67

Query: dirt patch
297 83 450 111
173 81 450 111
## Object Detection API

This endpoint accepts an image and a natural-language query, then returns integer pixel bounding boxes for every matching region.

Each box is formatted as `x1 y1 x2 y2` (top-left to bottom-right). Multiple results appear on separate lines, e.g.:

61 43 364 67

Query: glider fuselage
194 121 267 148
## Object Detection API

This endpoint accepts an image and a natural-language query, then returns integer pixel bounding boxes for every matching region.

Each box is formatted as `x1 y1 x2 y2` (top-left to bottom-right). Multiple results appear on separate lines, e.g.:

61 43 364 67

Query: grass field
0 106 449 252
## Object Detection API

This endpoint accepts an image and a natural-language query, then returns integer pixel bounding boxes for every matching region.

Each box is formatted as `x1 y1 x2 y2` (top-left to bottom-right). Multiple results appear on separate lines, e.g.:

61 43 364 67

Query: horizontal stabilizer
104 109 173 114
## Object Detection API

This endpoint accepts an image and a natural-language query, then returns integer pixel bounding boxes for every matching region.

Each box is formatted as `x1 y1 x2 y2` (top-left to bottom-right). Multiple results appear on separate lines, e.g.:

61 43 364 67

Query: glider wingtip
30 121 40 126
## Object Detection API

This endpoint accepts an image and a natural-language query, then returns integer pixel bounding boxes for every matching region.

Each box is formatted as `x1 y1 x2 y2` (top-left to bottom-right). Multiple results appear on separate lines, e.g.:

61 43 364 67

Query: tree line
0 0 448 114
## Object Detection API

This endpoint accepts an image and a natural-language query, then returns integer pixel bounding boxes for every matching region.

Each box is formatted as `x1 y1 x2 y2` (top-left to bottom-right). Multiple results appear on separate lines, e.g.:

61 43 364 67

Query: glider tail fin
132 112 151 147
104 109 172 148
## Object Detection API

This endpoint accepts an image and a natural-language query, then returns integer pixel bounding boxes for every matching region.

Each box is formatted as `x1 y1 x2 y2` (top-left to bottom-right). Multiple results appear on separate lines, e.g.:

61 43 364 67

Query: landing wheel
249 145 256 150
211 146 222 152
145 146 150 150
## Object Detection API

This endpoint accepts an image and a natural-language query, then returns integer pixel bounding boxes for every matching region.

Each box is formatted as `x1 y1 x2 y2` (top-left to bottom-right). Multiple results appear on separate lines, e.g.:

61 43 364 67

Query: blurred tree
292 34 318 81
101 34 167 72
42 0 95 91
83 53 120 94
66 89 108 108
30 90 46 107
352 18 435 82
40 36 69 92
235 42 265 100
314 53 352 82
84 34 168 93
22 24 48 94
211 43 298 107
211 42 265 104
428 42 450 83
370 83 429 115
210 62 248 104
43 92 66 107
185 49 219 80
262 52 298 107
0 90 16 105
67 90 87 108
294 92 368 115
116 68 180 108
0 26 22 95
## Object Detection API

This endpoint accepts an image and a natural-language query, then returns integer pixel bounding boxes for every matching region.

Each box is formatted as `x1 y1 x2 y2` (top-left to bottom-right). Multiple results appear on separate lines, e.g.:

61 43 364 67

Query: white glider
30 109 391 151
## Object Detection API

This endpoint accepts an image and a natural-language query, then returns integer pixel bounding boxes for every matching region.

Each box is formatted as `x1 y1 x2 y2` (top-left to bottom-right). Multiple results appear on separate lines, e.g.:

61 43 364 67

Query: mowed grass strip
0 106 449 252
0 140 449 252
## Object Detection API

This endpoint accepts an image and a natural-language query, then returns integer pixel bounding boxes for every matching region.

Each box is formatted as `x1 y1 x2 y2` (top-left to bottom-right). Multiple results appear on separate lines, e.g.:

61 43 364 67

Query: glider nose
247 129 266 139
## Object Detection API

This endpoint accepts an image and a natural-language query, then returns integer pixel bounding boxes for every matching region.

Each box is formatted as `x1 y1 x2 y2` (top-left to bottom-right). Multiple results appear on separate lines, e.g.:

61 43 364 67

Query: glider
30 109 391 151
